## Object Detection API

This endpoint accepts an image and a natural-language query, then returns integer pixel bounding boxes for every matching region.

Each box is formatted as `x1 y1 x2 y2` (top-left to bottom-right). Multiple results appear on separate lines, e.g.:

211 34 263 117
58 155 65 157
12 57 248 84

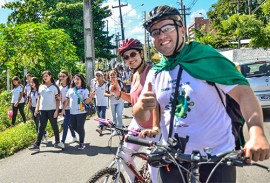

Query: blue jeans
97 106 107 129
61 110 76 143
110 102 124 128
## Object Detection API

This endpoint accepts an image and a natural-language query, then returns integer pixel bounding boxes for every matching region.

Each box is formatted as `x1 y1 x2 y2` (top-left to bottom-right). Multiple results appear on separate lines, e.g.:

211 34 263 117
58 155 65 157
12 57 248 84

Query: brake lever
251 163 270 172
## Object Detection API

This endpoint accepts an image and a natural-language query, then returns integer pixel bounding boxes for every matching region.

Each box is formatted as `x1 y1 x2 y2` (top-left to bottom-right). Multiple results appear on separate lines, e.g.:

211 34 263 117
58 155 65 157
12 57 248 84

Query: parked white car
237 60 270 108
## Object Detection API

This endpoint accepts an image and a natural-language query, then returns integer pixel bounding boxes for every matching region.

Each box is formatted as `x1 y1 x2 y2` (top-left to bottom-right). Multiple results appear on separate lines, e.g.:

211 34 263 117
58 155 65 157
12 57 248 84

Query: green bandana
152 41 249 86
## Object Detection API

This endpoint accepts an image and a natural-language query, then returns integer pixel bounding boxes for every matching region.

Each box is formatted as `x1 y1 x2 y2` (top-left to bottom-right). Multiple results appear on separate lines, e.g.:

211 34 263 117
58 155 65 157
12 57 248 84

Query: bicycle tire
87 167 126 183
134 164 152 183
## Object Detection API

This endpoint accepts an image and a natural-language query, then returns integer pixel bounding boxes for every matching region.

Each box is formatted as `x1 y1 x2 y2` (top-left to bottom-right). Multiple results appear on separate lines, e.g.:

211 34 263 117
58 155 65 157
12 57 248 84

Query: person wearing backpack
104 69 126 136
133 5 270 183
62 74 95 150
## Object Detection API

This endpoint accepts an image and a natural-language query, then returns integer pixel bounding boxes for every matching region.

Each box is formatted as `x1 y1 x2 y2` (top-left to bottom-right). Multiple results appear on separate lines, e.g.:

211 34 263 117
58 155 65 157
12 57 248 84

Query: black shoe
29 144 40 152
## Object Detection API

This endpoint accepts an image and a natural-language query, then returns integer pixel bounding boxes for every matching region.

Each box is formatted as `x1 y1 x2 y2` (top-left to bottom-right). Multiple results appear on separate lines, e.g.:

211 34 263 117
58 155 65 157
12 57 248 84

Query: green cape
151 41 249 86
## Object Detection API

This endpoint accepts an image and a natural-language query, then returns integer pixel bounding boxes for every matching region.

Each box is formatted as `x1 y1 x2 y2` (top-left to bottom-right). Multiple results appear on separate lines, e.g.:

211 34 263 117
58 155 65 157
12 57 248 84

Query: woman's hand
140 129 159 138
54 111 58 118
34 109 39 117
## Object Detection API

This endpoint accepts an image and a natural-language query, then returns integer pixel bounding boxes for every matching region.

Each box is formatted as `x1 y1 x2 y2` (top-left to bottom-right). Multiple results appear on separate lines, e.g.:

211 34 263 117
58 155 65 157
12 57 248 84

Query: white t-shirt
59 85 70 110
144 65 236 155
38 84 59 110
25 83 31 97
66 87 89 115
93 82 108 107
11 85 24 104
29 90 38 107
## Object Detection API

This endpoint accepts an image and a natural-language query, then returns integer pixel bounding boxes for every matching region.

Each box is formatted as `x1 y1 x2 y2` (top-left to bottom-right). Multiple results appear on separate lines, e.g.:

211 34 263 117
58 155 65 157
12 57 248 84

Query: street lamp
199 13 206 19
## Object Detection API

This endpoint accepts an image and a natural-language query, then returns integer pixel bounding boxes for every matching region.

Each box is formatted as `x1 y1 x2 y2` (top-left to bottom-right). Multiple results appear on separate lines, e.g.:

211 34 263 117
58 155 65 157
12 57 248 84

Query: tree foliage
2 0 116 61
0 23 78 82
196 0 270 48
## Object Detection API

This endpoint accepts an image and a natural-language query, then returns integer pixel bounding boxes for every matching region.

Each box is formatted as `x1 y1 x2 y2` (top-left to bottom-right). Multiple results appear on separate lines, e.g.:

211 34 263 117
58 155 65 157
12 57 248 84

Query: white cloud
0 0 17 6
188 9 207 25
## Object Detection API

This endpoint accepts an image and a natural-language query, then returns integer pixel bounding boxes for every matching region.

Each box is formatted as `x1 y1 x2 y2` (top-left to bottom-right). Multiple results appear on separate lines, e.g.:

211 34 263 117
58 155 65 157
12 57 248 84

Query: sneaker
70 137 78 144
96 127 102 135
54 142 63 149
29 144 40 152
42 131 49 143
78 143 86 150
57 142 65 149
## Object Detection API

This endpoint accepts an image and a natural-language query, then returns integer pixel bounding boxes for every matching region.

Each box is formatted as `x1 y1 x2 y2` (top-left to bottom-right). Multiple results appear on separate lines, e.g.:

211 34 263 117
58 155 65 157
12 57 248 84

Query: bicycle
125 134 270 183
87 118 152 183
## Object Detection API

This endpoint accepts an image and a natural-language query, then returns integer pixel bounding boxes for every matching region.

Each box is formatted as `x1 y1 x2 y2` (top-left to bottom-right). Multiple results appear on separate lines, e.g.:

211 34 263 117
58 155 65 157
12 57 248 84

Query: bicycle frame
94 118 149 183
108 134 148 183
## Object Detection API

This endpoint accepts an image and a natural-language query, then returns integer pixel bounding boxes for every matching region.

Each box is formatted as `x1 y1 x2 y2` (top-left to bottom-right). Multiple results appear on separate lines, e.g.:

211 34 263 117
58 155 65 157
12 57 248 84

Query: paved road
0 106 270 183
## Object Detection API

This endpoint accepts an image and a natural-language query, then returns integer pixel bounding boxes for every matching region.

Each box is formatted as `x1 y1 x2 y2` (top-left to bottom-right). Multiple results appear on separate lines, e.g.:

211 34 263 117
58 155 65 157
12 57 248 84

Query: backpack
209 82 245 150
106 79 126 92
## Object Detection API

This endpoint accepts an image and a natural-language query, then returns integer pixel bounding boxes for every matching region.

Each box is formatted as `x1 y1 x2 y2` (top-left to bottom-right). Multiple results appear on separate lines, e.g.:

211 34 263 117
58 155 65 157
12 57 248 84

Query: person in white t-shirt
24 73 32 105
63 74 95 150
27 77 49 143
93 71 108 135
11 76 26 126
133 5 270 183
104 69 126 136
29 71 61 152
57 70 77 149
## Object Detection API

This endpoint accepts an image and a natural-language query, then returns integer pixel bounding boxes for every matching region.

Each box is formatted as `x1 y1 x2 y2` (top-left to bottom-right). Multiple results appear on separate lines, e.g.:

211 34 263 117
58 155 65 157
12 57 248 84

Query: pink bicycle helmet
118 39 143 56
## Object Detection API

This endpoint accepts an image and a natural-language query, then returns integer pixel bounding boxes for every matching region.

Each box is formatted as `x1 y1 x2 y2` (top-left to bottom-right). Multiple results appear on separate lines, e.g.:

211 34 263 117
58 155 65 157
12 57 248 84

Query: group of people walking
11 71 95 151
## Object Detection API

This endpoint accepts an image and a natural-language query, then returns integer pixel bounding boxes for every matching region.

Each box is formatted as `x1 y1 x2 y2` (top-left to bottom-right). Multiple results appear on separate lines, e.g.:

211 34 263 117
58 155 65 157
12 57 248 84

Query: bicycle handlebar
94 118 140 135
125 135 270 172
125 135 156 147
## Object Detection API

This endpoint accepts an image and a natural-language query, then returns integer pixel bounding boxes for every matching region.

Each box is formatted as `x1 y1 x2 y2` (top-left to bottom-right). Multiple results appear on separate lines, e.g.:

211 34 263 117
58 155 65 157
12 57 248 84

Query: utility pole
179 0 190 41
248 0 251 15
147 33 151 62
83 0 95 87
112 0 127 40
143 11 148 62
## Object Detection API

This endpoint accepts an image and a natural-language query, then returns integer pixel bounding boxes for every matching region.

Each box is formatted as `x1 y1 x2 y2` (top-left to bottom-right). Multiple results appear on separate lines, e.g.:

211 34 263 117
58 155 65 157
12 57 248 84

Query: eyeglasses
59 75 66 78
150 24 177 38
123 51 139 60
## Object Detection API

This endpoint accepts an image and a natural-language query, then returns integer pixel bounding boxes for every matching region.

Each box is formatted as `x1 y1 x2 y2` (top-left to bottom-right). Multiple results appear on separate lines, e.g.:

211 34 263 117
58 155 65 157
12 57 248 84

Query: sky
0 0 217 43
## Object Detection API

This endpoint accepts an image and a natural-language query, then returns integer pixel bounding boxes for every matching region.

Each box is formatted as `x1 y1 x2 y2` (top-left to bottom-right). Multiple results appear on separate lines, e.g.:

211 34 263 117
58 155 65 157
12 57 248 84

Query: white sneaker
96 127 102 135
56 142 65 149
70 137 78 144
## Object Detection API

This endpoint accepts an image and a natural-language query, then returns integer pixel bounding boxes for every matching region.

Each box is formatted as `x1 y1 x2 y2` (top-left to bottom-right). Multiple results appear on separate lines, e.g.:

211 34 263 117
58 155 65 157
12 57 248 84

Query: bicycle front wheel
87 167 126 183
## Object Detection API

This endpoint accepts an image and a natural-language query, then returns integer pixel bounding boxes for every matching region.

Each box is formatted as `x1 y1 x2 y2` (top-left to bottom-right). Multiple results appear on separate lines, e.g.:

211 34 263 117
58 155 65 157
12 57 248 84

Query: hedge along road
0 106 270 183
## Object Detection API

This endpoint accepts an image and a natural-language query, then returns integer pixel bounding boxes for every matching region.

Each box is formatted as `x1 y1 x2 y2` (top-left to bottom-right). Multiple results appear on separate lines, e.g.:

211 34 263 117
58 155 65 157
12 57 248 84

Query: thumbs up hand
139 82 157 111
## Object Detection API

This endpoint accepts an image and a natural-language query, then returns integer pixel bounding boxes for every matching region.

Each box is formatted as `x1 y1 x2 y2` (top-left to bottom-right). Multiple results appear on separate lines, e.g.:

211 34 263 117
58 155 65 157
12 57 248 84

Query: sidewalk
0 106 133 183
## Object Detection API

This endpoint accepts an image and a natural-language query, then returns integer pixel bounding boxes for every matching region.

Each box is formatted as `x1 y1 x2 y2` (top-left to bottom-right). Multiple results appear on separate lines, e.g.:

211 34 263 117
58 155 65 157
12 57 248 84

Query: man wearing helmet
133 5 270 183
110 38 161 183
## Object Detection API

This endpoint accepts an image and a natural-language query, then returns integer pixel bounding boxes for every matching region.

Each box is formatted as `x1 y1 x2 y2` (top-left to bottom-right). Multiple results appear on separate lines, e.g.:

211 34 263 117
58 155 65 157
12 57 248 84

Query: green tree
3 0 116 61
0 22 78 80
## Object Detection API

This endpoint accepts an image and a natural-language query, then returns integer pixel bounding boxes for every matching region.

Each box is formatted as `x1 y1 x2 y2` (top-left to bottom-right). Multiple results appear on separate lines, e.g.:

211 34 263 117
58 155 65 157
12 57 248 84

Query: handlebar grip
125 136 154 147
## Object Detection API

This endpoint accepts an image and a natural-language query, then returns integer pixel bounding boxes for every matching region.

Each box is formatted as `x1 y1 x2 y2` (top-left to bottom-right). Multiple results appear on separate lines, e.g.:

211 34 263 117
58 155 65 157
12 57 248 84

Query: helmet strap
168 21 184 58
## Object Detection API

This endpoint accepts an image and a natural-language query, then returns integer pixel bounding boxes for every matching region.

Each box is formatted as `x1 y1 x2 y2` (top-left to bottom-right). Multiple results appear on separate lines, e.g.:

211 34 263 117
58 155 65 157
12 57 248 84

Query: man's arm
228 85 270 161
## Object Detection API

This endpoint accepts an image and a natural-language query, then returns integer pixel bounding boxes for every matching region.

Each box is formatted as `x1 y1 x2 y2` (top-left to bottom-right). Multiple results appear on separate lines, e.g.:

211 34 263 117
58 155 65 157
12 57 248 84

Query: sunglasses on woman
123 51 139 60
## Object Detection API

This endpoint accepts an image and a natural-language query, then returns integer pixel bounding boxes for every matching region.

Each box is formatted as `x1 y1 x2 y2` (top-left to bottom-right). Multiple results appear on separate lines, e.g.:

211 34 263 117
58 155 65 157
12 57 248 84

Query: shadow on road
30 143 117 156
